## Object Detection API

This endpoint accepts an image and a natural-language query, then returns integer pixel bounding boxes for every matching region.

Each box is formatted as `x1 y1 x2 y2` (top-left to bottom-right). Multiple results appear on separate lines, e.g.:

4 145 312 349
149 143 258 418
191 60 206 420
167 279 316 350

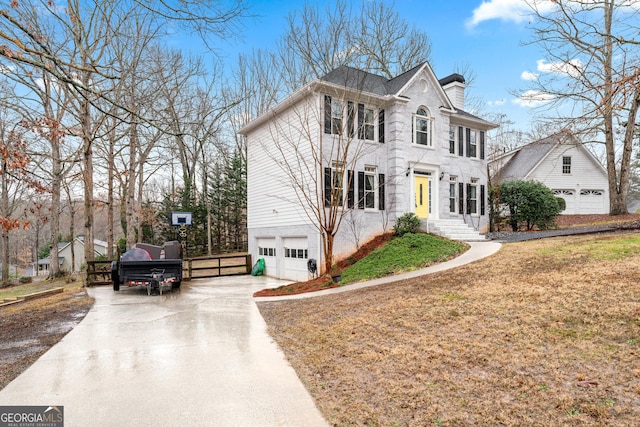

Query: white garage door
553 189 576 214
579 189 606 214
282 237 309 282
256 238 277 275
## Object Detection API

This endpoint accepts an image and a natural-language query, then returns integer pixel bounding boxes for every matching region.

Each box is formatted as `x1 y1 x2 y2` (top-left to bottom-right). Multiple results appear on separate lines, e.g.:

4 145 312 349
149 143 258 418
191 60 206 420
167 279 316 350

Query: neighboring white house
489 132 610 215
34 237 108 274
240 63 497 281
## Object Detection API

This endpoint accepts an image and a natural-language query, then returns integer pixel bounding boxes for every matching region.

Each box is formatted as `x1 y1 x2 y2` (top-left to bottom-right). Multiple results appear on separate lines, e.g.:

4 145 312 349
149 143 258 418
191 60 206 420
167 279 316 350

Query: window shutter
466 183 472 214
459 182 464 214
458 126 464 157
378 173 385 210
324 167 331 207
466 128 471 158
358 171 365 209
347 101 355 138
480 184 486 215
347 170 354 208
378 109 385 143
324 95 332 134
480 131 485 160
357 103 365 140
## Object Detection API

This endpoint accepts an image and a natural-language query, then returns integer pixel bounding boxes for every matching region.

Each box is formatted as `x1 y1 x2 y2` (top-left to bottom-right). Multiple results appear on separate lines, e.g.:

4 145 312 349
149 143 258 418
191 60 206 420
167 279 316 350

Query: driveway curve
0 277 327 427
0 241 502 426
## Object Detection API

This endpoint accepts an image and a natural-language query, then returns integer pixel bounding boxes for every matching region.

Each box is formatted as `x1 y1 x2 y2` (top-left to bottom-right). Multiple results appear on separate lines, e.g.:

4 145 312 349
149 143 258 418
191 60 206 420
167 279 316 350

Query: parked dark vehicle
111 241 183 295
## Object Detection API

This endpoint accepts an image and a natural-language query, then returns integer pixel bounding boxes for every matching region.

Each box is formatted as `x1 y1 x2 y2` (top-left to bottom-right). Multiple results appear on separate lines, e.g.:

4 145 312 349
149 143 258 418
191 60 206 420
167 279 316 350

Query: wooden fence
86 253 253 286
183 253 252 280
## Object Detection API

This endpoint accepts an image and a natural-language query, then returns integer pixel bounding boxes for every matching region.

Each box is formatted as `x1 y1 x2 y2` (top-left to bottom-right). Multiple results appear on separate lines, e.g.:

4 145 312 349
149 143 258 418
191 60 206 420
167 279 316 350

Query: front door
414 175 430 219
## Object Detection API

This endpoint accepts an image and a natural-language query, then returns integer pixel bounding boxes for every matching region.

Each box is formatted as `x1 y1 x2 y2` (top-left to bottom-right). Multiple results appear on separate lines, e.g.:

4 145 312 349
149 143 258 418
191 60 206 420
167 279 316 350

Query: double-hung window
414 107 433 147
468 179 479 215
358 104 375 141
324 95 343 135
469 130 477 158
364 166 376 209
563 156 571 174
449 176 457 213
449 126 456 154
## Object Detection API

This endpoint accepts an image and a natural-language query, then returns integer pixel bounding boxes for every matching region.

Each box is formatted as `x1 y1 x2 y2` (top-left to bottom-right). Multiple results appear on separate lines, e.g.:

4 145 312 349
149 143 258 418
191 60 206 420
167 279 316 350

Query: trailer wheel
172 280 181 289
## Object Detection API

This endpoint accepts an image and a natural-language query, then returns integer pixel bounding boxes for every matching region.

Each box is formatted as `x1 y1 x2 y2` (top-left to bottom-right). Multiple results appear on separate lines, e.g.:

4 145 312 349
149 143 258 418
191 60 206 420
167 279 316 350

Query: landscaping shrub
394 213 421 237
19 276 32 284
499 180 562 231
556 196 566 212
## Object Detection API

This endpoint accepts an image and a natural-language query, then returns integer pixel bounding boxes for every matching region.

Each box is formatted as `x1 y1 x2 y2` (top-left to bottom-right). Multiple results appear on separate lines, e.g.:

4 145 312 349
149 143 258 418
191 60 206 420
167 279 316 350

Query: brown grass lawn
258 232 640 426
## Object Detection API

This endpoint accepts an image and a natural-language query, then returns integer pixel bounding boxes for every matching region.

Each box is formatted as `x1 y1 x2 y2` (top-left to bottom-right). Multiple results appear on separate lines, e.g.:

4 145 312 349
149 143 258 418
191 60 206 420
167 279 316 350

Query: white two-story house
240 62 497 281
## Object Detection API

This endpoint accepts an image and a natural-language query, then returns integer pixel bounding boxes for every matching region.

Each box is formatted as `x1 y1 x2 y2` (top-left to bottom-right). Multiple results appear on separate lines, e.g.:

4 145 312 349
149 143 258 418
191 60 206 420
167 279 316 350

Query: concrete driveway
0 277 328 427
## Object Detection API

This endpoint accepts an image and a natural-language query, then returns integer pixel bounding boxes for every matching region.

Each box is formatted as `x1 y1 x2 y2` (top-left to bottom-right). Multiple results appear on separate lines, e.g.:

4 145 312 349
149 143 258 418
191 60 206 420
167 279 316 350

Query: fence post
246 254 252 274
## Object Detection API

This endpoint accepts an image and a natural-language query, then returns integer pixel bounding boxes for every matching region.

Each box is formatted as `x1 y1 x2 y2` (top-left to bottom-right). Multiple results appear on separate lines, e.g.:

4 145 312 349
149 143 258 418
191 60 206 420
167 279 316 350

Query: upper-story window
358 104 375 141
563 156 571 174
324 95 384 142
469 130 477 157
449 126 456 154
414 107 433 147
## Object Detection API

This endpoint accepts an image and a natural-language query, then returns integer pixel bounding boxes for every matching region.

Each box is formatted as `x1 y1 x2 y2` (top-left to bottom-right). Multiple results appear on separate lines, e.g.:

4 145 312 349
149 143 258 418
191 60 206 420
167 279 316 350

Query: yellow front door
414 175 430 219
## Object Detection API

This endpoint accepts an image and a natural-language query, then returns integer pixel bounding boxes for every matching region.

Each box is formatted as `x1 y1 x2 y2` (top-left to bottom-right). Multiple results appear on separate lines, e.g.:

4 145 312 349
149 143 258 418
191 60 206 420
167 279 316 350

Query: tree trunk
1 157 9 282
81 91 95 265
48 131 61 278
126 121 138 248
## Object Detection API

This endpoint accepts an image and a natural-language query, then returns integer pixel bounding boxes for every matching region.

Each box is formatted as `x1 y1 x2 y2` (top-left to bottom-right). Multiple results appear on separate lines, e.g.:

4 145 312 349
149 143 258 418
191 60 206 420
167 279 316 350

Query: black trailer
111 241 183 295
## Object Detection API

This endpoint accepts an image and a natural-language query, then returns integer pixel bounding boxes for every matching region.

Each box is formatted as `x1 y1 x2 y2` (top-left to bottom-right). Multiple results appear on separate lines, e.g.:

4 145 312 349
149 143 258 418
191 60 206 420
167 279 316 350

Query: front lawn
258 232 640 426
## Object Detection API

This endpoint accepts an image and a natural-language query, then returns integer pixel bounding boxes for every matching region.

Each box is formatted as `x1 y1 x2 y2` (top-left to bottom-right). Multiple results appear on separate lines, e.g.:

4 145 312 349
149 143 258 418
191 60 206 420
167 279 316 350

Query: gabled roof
240 62 496 134
495 132 605 180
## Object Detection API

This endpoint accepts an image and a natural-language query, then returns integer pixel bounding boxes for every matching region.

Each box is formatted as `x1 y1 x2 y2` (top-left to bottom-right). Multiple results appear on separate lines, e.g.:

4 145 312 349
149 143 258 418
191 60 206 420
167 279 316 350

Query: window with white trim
469 130 477 158
469 179 479 215
449 126 456 154
332 161 345 206
358 104 375 141
284 248 308 259
563 156 571 174
414 107 433 147
258 247 276 257
449 176 457 213
364 166 377 209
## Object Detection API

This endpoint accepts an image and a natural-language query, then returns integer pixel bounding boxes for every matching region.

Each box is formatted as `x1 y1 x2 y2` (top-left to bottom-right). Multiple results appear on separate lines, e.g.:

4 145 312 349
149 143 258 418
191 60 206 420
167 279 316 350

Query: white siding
529 144 609 214
246 96 319 229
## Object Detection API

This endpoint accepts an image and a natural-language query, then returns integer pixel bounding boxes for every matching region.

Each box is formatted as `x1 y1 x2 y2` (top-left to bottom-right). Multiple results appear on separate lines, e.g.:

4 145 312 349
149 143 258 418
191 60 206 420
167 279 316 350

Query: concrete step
425 219 485 242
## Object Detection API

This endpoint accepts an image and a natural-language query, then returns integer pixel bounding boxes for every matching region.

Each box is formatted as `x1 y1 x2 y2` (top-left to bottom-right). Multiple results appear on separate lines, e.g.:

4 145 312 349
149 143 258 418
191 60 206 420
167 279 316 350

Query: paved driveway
0 276 328 427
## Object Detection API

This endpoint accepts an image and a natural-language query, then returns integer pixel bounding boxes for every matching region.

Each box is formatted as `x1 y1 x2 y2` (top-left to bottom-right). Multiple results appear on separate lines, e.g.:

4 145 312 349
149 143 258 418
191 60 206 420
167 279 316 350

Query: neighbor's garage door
579 189 606 214
553 189 576 214
282 237 309 282
256 238 277 276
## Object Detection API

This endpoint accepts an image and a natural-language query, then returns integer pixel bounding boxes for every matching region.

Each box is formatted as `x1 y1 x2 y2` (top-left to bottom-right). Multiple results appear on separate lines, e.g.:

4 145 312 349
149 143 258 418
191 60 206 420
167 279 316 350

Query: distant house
489 132 610 215
33 237 108 274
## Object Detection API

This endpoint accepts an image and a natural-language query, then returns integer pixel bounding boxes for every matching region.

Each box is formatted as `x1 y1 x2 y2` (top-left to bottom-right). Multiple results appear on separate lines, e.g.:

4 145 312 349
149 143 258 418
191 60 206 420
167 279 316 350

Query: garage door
579 189 606 214
256 238 277 276
282 237 309 282
553 189 576 214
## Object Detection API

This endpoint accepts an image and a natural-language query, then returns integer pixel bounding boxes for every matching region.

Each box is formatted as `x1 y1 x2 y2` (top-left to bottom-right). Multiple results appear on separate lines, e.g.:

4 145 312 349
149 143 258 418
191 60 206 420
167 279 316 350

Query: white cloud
536 59 583 78
466 0 556 28
521 70 538 81
513 90 554 107
488 99 506 106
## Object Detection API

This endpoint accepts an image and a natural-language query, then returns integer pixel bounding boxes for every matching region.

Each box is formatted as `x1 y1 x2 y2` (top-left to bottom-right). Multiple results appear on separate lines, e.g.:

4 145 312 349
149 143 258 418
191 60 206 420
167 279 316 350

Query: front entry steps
421 219 486 241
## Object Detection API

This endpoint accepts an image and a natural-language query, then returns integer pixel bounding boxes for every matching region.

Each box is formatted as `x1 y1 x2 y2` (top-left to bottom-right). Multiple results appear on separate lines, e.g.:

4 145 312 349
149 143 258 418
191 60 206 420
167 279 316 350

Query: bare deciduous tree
521 0 640 214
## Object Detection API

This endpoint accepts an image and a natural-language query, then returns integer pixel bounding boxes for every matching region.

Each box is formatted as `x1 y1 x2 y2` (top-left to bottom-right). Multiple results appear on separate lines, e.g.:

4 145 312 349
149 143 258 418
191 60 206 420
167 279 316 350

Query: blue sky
226 0 553 130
